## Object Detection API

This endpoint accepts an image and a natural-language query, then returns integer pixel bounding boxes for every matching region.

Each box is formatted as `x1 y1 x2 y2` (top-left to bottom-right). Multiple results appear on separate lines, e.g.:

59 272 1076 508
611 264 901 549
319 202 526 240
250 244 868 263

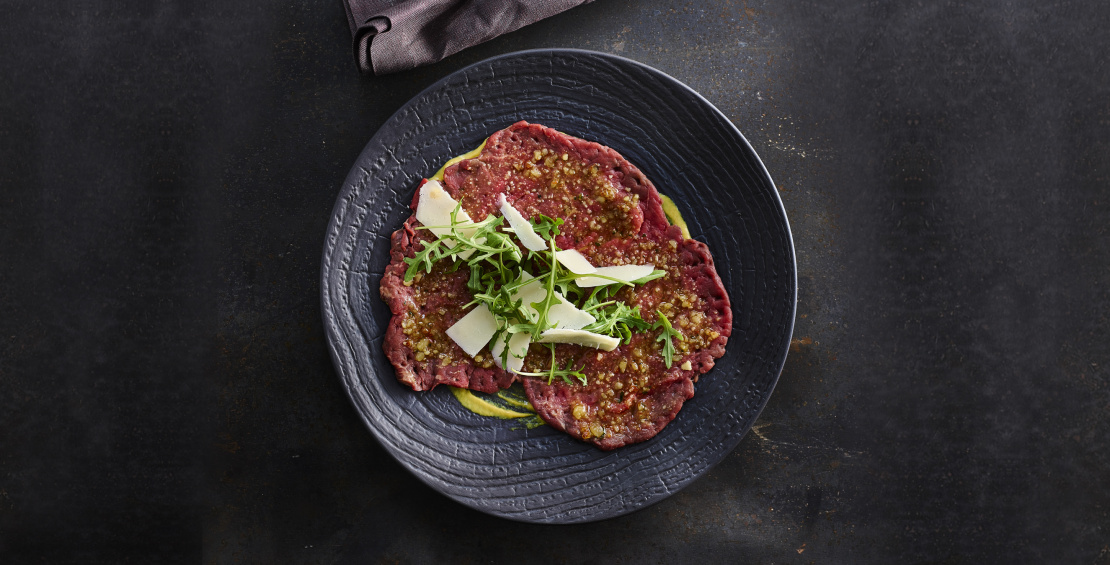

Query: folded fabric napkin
343 0 593 75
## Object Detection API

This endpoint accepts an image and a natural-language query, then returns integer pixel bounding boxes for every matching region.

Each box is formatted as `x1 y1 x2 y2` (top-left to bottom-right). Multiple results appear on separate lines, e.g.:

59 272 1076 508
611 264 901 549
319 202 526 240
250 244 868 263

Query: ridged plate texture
321 49 796 523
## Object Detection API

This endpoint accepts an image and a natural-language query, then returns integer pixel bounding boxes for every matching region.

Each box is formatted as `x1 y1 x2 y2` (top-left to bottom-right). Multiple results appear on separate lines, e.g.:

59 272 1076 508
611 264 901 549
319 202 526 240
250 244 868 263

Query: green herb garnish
528 239 564 340
581 297 651 344
630 271 667 284
407 198 668 382
403 203 521 285
652 311 684 369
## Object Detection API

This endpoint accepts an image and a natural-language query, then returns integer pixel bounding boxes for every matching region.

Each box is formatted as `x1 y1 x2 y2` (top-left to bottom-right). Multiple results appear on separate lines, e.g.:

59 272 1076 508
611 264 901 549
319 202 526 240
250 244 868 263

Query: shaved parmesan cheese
511 272 594 329
416 180 471 237
490 331 531 373
415 180 482 259
511 272 546 323
498 194 547 252
547 302 595 330
575 264 656 288
538 329 620 351
554 249 596 274
445 304 497 357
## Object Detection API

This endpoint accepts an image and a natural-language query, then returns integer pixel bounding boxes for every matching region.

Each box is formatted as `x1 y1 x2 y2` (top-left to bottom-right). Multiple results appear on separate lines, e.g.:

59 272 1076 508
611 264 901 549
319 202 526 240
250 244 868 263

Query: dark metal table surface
2 1 1107 563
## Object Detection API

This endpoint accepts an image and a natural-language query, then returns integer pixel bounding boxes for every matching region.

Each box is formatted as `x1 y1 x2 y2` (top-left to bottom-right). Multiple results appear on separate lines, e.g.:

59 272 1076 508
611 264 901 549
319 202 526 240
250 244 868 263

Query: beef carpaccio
379 121 731 449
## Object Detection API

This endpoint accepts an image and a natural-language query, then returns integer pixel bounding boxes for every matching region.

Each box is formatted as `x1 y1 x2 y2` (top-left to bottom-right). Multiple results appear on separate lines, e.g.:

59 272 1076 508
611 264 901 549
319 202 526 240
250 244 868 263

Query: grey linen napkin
343 0 593 75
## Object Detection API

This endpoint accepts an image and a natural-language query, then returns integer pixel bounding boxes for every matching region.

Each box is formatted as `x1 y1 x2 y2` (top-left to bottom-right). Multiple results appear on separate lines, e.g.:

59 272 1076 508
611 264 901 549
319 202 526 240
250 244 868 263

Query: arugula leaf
530 213 563 240
527 239 563 340
582 301 650 344
630 269 667 284
403 238 447 283
652 311 684 369
466 263 483 293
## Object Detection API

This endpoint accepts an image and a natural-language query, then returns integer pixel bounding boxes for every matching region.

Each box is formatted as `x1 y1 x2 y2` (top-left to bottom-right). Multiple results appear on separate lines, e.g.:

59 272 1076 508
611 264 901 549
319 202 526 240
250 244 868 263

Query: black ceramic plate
322 49 795 523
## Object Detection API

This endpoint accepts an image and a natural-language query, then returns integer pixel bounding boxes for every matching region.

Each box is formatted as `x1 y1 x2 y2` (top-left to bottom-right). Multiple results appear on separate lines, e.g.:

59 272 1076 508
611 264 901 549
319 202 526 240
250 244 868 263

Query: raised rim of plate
321 48 796 523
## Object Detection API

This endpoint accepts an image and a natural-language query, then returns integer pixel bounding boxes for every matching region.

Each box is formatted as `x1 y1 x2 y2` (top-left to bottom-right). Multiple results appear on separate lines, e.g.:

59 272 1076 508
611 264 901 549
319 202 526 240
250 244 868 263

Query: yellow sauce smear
496 390 533 410
431 140 487 182
433 140 692 421
450 386 533 419
660 194 691 239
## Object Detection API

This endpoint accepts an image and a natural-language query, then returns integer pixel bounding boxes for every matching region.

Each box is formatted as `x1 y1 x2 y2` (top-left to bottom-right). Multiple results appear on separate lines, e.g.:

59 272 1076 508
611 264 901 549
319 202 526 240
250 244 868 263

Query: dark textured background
1 0 1107 563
